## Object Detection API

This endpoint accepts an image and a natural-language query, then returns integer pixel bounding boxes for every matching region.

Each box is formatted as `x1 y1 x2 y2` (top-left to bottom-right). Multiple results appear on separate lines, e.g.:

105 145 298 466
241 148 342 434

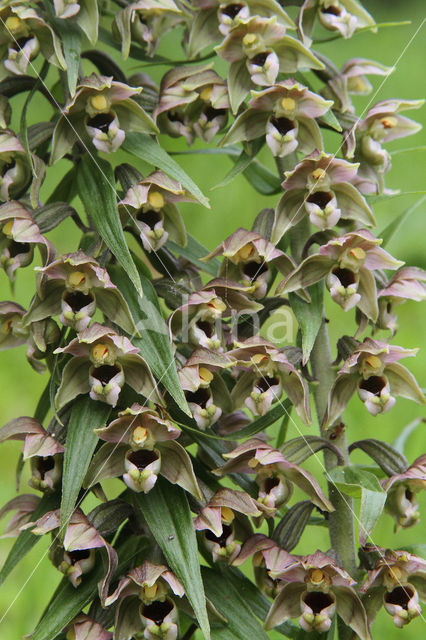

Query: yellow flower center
312 168 327 181
90 94 109 112
380 116 397 129
199 86 213 102
365 355 382 370
65 629 76 640
281 97 296 112
236 243 254 261
144 583 158 600
221 507 235 523
208 297 227 313
2 220 14 236
148 190 165 209
5 16 22 34
388 567 402 583
132 426 148 445
310 569 325 584
349 247 366 261
251 353 267 365
67 270 86 287
92 343 109 361
248 457 259 468
242 33 257 47
199 367 213 384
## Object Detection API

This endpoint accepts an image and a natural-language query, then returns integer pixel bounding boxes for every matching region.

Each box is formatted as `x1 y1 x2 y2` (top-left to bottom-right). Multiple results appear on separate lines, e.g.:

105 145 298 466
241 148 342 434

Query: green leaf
109 260 190 415
243 159 282 195
225 399 292 441
134 477 210 640
122 132 210 208
326 467 386 545
289 282 324 365
380 195 426 247
168 234 220 276
318 109 342 132
0 493 58 587
76 155 143 297
60 396 111 534
57 21 81 96
31 536 147 640
203 567 270 640
211 139 264 191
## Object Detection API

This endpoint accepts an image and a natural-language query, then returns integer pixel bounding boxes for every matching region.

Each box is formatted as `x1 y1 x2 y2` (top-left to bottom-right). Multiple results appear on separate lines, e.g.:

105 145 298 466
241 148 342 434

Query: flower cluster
0 1 424 639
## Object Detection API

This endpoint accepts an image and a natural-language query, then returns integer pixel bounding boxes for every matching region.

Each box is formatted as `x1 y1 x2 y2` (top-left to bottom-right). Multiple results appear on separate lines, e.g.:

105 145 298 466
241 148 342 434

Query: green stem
274 153 357 575
310 321 357 576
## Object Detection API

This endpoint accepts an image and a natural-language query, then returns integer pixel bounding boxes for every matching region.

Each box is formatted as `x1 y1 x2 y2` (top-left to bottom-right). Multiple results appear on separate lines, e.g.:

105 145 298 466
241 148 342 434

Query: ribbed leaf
224 567 299 638
211 139 264 191
109 261 190 415
58 21 81 96
31 537 147 640
226 399 292 441
122 132 210 208
243 160 282 195
326 467 386 545
134 477 210 639
76 156 143 297
203 567 269 640
289 282 324 365
60 396 111 533
0 493 58 587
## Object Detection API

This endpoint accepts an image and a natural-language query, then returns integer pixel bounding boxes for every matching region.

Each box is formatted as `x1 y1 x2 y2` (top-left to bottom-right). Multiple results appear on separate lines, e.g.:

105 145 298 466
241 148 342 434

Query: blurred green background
0 0 425 638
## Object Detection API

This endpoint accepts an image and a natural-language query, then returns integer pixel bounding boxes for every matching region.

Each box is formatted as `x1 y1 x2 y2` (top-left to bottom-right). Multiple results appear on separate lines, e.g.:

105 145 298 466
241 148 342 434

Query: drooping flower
215 438 333 513
194 488 262 563
0 131 32 202
113 0 182 60
50 74 159 163
0 200 54 281
322 58 393 115
54 323 162 409
155 63 230 144
215 16 323 112
0 416 64 492
272 151 375 239
118 171 193 252
376 266 426 334
25 509 117 601
63 615 112 640
382 454 426 530
186 0 295 59
0 3 66 78
360 548 426 628
297 0 376 46
324 338 424 426
345 99 424 194
85 405 202 498
228 337 311 424
203 228 295 299
220 79 333 157
169 279 262 351
265 549 371 639
277 229 403 321
26 251 135 333
178 348 235 429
